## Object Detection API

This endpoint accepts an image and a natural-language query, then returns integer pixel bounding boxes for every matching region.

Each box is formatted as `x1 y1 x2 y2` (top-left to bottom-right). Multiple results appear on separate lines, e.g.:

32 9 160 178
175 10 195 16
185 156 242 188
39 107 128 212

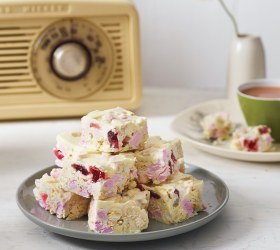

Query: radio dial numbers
31 19 113 99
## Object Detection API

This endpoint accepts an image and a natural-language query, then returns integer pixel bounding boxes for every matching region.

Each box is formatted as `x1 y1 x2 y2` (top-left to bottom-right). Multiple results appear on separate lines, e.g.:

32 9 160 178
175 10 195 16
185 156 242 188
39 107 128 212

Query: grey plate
16 164 229 242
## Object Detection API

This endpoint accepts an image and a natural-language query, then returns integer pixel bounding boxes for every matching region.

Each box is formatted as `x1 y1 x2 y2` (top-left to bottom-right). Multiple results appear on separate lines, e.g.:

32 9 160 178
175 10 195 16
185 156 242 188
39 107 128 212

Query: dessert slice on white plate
200 111 232 140
231 125 274 152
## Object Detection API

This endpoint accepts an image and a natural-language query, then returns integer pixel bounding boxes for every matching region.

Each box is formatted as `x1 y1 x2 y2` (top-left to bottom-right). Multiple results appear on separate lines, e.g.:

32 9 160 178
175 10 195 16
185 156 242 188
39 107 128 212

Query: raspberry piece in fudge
135 136 185 184
72 163 90 175
231 125 274 152
88 189 150 233
33 168 90 220
89 166 106 182
80 107 148 153
55 132 88 162
53 148 64 160
107 130 119 149
59 153 136 199
143 172 204 224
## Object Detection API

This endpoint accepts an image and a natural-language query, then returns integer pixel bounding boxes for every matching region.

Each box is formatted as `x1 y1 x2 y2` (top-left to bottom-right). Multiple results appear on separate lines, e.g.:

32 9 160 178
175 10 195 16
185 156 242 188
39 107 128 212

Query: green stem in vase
218 0 240 37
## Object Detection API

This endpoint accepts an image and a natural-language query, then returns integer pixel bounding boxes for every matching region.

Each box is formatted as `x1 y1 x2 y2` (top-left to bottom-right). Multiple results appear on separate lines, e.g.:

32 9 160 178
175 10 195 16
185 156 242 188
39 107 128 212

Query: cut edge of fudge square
88 188 150 233
58 153 137 199
142 172 204 224
33 168 90 220
135 136 185 184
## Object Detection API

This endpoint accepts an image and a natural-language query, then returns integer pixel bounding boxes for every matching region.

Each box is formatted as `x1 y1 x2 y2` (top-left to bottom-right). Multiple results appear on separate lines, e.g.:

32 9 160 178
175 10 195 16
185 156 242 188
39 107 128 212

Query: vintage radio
0 0 141 120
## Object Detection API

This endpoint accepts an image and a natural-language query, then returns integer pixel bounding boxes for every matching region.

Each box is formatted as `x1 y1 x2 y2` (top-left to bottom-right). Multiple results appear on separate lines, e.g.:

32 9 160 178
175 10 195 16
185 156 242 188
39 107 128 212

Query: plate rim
16 164 229 242
171 99 280 162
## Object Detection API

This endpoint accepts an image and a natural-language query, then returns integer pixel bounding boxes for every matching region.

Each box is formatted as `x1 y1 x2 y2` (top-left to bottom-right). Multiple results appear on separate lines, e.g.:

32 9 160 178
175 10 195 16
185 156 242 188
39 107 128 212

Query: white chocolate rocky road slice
33 168 89 220
201 112 232 140
59 153 137 199
88 188 150 233
231 125 274 152
135 136 184 184
80 107 149 153
141 172 204 224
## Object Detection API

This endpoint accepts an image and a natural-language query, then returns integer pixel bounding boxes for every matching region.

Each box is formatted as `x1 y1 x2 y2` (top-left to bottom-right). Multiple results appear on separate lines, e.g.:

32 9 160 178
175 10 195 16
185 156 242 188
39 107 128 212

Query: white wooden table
1 88 279 250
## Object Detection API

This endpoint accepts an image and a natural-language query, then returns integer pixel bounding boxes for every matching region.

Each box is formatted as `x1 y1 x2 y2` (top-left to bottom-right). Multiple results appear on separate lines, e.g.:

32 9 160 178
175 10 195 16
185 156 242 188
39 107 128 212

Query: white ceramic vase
227 35 266 122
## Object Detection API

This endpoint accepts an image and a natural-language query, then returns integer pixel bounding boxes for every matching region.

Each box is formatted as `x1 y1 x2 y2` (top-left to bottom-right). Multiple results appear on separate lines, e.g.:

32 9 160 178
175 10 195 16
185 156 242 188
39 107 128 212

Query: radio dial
51 42 91 80
32 18 114 99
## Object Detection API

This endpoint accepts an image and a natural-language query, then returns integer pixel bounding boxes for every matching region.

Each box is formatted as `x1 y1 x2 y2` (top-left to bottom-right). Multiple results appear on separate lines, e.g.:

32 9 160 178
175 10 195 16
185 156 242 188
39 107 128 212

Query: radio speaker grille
100 22 125 93
0 25 42 95
0 16 132 101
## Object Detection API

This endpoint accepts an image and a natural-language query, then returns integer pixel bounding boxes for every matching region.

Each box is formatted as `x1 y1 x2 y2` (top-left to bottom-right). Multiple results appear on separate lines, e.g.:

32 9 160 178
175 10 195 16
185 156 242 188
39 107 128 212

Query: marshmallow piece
80 107 148 153
33 168 89 220
231 125 274 152
143 172 204 224
135 136 184 184
88 188 150 233
201 112 232 140
58 153 137 199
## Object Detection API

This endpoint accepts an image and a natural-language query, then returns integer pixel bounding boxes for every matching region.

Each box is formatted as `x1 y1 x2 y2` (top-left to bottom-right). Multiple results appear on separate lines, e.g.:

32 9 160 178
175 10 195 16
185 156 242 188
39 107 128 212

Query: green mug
237 79 280 143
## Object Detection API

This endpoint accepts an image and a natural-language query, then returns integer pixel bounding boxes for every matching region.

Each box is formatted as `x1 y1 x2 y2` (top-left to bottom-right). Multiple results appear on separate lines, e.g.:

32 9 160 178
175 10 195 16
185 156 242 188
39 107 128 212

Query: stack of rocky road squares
33 107 205 233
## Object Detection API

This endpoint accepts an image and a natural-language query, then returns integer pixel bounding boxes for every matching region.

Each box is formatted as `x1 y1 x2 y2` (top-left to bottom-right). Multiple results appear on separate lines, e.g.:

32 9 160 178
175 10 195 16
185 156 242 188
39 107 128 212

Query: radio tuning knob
51 42 91 80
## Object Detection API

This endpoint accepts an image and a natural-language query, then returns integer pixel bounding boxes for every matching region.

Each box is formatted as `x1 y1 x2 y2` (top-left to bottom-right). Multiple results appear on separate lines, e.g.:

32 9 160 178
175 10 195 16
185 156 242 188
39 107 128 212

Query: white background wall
132 0 280 90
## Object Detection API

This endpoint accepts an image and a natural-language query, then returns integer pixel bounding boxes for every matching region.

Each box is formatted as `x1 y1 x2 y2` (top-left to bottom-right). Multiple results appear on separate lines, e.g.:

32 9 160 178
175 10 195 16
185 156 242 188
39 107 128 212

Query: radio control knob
51 42 91 80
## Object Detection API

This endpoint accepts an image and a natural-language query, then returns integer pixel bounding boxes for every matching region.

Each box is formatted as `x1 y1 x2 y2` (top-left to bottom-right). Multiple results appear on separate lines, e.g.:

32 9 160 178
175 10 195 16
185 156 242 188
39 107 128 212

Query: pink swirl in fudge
129 131 143 148
92 209 113 233
182 199 194 216
136 137 184 184
147 161 170 183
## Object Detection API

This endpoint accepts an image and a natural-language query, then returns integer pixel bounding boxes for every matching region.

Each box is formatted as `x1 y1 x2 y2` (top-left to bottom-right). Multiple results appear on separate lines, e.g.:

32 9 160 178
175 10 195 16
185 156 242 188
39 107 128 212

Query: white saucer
171 99 280 162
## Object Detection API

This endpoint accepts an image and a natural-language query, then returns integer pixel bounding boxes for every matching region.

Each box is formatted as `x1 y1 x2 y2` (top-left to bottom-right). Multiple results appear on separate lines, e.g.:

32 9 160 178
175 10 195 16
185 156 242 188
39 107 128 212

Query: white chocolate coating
55 132 86 159
80 107 148 153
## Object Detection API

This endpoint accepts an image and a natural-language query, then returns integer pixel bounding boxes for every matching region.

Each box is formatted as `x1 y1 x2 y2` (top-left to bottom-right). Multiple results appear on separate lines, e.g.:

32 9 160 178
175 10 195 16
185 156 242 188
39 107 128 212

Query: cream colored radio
0 0 141 120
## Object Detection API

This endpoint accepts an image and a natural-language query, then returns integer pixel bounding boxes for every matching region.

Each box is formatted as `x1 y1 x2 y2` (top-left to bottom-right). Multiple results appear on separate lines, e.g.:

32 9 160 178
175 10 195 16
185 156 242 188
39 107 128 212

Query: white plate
17 164 228 242
171 99 280 162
